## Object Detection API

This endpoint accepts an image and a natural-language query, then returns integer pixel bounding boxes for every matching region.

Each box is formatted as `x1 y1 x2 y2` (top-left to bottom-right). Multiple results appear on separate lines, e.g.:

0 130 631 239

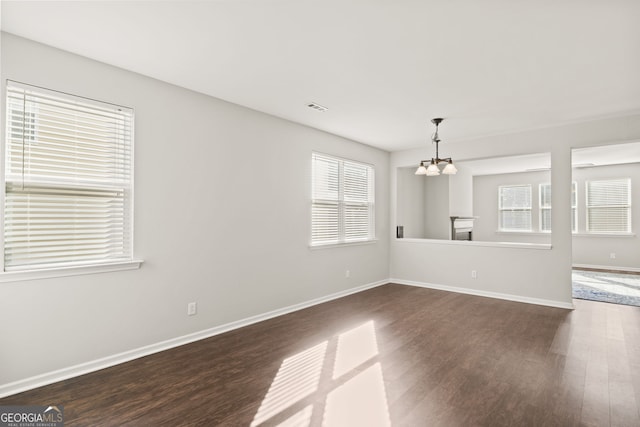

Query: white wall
449 166 473 218
423 174 450 240
396 167 425 238
0 33 390 389
396 165 473 240
572 162 640 270
391 114 640 307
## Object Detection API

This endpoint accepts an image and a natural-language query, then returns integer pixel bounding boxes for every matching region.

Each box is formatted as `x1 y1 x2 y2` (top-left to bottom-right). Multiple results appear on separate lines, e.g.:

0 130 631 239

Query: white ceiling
2 0 640 152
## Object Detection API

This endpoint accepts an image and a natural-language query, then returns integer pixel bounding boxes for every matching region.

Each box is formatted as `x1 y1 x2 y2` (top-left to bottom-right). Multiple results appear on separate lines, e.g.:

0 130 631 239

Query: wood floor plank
2 284 640 426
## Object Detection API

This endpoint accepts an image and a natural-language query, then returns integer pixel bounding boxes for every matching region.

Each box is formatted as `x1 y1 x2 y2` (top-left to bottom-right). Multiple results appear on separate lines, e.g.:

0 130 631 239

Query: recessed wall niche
396 152 551 243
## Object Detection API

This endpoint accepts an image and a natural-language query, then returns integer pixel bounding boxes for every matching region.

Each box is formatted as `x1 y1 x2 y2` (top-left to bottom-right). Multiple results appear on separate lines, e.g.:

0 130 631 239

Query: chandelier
415 118 457 176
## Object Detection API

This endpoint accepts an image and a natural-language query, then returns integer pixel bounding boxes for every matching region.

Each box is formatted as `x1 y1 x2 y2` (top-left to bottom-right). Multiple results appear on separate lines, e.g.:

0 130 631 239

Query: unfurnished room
0 1 639 426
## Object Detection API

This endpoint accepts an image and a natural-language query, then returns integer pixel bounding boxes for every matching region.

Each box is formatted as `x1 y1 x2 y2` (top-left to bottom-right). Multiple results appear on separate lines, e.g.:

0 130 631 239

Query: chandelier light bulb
426 161 440 176
442 162 457 175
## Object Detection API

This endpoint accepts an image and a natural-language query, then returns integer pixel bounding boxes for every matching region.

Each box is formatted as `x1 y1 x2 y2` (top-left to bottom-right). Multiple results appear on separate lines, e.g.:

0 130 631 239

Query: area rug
572 270 640 307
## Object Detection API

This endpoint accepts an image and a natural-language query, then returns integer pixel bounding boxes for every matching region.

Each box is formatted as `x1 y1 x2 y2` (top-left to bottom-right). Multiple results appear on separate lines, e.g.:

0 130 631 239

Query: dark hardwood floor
2 283 640 426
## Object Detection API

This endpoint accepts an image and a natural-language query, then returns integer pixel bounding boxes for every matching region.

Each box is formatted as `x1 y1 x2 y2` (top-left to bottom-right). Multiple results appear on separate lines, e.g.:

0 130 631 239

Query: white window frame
2 81 142 280
586 178 632 233
311 152 375 247
498 184 532 232
539 182 577 233
539 183 551 233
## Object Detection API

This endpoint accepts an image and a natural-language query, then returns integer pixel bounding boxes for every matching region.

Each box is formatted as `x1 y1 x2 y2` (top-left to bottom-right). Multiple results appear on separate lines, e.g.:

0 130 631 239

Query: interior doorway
571 142 640 306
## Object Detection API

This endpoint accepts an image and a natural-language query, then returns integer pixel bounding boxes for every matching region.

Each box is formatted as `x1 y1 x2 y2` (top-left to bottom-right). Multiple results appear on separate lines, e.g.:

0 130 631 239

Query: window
539 183 551 232
498 185 531 231
4 81 134 271
586 178 631 233
539 182 577 232
311 153 375 246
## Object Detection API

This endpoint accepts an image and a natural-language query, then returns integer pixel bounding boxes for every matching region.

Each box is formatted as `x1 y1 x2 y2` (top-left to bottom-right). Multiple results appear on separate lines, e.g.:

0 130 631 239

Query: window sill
0 259 144 283
495 230 551 237
309 239 378 250
573 232 636 238
395 238 552 250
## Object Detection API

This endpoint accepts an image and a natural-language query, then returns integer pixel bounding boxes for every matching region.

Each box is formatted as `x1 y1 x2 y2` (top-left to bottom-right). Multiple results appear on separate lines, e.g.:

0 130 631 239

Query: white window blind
586 178 631 233
540 183 552 232
498 185 531 231
539 182 577 232
311 153 374 246
4 81 134 271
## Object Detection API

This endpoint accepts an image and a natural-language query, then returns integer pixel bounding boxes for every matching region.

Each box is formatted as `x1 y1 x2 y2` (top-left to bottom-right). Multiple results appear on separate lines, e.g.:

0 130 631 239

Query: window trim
585 178 632 234
310 152 375 247
498 184 532 232
539 183 551 233
308 239 378 250
3 80 137 273
0 259 143 283
538 182 577 233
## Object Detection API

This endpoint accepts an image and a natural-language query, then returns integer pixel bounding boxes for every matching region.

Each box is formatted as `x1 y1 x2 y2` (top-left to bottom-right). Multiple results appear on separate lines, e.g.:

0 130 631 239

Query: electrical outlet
345 270 350 278
187 302 197 316
471 270 477 279
610 253 616 259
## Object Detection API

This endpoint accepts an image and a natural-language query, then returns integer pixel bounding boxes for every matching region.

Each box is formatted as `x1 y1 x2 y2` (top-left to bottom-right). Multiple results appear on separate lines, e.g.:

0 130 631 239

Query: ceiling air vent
307 102 328 112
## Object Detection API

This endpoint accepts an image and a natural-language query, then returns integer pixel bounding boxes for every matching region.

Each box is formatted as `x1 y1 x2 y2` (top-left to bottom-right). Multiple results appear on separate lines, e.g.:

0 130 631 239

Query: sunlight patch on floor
333 320 378 379
276 405 314 427
251 320 391 426
251 341 327 426
323 363 391 427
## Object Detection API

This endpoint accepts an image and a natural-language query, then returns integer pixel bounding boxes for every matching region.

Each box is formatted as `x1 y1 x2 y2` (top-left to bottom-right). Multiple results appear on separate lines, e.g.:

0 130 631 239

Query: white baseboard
0 279 387 399
573 263 640 273
391 278 575 310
